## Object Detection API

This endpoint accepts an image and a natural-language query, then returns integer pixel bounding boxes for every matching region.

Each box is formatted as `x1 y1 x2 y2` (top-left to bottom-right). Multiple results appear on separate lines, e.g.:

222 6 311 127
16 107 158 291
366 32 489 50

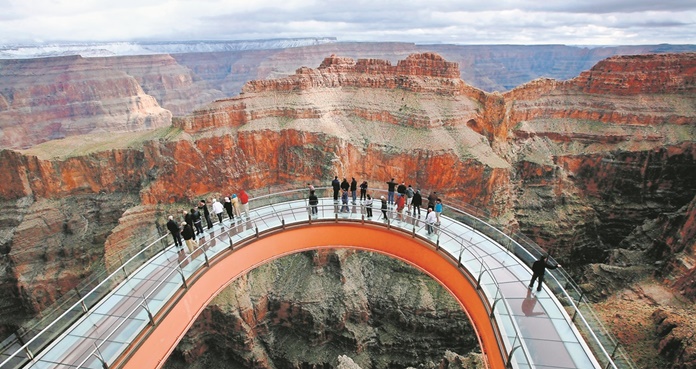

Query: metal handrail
0 233 169 368
13 191 535 369
441 198 633 369
3 187 620 369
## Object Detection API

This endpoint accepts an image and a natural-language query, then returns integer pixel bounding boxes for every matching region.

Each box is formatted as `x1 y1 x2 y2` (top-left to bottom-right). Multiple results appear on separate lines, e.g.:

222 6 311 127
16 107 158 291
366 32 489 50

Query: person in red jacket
239 189 250 219
395 193 406 221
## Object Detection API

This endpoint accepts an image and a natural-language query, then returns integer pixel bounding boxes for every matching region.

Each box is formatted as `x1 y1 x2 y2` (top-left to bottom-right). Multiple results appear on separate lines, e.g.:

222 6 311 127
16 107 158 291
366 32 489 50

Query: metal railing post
141 299 155 326
506 345 522 368
176 267 188 289
92 343 108 369
489 297 502 318
477 268 486 290
75 287 88 313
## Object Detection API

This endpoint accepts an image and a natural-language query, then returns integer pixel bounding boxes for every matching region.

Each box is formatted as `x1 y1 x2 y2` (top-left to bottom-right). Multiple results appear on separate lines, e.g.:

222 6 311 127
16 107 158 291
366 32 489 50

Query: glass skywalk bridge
0 188 635 369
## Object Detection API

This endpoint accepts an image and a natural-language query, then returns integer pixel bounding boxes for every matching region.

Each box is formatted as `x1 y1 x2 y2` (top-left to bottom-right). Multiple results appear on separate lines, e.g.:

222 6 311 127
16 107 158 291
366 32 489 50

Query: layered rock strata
0 54 226 149
0 52 694 366
162 250 480 369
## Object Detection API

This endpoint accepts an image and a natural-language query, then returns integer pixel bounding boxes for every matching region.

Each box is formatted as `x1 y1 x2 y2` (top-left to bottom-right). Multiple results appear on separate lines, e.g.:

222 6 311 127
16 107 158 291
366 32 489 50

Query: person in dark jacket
380 196 388 219
386 178 397 205
529 255 561 292
412 189 423 218
308 190 319 215
199 200 213 230
181 222 196 254
190 208 204 236
427 191 437 210
332 176 341 201
359 181 368 201
223 196 235 221
350 177 358 204
166 216 182 248
340 178 350 192
183 210 193 229
340 189 349 212
397 182 407 197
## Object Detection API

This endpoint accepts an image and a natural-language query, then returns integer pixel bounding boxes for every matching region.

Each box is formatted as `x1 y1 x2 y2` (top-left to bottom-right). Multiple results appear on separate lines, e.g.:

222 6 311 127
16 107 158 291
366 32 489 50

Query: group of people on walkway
166 183 563 295
166 190 252 255
327 176 444 234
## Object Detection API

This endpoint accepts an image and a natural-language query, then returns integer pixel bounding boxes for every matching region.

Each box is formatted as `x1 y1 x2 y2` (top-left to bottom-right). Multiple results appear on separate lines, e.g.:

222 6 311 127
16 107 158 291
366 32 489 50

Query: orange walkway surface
120 223 507 369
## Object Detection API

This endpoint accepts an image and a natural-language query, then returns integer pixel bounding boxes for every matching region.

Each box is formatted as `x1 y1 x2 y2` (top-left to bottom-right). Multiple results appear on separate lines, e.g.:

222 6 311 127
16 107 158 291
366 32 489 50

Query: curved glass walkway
0 188 633 369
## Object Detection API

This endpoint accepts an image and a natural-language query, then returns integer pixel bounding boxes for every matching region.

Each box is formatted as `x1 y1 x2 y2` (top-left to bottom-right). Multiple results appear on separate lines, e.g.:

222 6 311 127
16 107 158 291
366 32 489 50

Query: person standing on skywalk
529 255 561 292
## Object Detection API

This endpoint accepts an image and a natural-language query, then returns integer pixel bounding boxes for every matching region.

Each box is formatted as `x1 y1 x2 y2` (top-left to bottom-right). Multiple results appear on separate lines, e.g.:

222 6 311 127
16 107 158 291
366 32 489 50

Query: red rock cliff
0 53 695 356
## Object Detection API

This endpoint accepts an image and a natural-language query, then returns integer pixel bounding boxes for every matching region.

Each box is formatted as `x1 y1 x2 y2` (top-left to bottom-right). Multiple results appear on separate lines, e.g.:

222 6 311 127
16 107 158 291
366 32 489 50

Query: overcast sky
1 0 694 45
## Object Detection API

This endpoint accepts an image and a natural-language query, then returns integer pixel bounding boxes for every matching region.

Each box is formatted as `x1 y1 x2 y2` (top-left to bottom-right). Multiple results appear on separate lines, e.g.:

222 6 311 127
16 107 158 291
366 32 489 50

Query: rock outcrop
0 51 694 367
0 56 173 149
162 250 479 369
0 54 230 149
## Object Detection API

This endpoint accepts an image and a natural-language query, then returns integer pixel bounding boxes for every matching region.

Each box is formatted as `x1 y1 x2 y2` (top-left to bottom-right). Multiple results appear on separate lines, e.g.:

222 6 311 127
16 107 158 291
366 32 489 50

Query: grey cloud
525 0 696 14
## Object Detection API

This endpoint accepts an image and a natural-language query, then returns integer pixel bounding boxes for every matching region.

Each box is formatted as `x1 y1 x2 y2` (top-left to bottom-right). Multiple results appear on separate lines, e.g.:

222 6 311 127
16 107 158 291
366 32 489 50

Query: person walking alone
529 255 561 292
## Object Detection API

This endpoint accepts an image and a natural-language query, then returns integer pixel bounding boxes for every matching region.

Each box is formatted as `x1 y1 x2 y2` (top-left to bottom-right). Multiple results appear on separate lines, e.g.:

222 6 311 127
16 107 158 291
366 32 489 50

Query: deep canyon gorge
0 43 695 368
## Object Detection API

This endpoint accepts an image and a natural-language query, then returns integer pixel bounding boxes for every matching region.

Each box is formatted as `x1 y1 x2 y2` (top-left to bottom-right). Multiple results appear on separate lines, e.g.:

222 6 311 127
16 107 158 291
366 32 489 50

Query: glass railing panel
90 295 140 317
24 302 85 360
4 189 631 369
145 280 181 309
180 256 207 277
103 309 150 350
475 271 498 306
530 297 566 321
562 341 597 369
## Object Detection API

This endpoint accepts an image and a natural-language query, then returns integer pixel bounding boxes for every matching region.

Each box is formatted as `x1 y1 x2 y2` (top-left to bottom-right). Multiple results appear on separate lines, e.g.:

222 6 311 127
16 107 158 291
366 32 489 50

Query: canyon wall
0 51 694 367
163 250 480 369
4 43 696 151
0 56 173 149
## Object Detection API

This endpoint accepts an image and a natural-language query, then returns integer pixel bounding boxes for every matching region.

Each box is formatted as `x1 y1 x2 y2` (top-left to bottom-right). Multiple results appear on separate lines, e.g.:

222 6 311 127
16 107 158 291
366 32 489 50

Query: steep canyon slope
3 43 696 150
0 51 694 367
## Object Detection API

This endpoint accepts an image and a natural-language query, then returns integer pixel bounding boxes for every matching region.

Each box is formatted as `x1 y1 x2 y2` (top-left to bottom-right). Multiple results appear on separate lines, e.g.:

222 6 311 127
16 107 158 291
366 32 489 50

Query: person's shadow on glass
522 289 546 317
